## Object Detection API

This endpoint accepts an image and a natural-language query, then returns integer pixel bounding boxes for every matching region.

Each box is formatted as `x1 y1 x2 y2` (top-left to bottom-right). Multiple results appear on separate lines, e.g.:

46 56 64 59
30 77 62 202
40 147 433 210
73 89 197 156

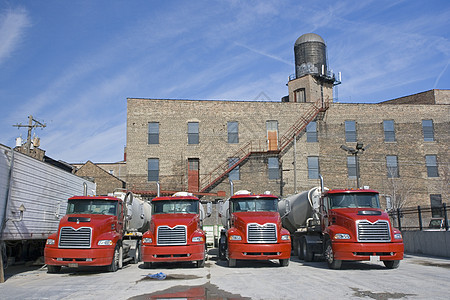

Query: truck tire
132 241 140 264
324 240 342 270
383 260 400 269
297 238 304 260
143 262 153 269
218 236 227 261
196 258 205 268
302 237 314 262
47 265 61 273
279 259 289 267
107 244 122 272
228 258 236 267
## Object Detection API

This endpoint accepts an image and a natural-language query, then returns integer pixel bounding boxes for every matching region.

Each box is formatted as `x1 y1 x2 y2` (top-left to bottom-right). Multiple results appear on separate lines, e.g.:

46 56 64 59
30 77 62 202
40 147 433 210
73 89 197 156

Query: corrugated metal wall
0 144 96 241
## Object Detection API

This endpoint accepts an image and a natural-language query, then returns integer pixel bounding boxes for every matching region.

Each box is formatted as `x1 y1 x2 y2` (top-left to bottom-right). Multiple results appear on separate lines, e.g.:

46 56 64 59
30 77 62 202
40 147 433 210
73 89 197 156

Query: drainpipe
229 180 234 196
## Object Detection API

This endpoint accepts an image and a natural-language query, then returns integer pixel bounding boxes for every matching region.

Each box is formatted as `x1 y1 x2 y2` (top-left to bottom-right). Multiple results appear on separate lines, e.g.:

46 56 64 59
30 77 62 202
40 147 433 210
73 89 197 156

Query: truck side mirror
281 200 291 219
206 202 212 218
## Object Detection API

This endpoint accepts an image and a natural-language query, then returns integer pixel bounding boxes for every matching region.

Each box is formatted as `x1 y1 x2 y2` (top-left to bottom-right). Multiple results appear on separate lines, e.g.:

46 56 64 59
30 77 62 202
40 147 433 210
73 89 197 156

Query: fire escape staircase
199 98 330 193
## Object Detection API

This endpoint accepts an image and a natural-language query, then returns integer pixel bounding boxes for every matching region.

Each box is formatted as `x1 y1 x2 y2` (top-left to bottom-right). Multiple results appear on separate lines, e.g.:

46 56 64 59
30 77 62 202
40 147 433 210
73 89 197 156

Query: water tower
285 33 340 103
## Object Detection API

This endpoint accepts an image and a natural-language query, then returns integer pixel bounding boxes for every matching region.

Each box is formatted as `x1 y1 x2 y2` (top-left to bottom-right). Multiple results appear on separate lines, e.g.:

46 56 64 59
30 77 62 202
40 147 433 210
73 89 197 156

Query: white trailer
0 144 96 265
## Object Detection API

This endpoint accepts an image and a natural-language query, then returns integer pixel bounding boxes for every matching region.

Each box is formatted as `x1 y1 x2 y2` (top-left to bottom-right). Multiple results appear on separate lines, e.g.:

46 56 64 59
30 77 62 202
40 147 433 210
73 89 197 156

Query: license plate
370 255 380 263
68 263 79 268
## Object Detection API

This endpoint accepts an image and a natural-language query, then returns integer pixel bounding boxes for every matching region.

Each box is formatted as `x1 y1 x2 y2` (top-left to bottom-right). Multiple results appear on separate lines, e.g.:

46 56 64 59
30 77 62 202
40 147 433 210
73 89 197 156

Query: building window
430 194 443 217
347 156 356 179
386 155 399 178
268 157 279 180
425 155 439 177
228 157 240 181
148 122 159 144
383 120 395 142
188 122 199 145
148 158 159 181
345 120 357 142
307 156 319 179
294 88 306 103
306 121 318 142
228 122 239 144
422 120 435 142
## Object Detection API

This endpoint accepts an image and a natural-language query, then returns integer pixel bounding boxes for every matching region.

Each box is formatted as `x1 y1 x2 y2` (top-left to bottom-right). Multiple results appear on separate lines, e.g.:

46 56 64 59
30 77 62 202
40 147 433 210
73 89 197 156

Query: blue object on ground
147 272 166 280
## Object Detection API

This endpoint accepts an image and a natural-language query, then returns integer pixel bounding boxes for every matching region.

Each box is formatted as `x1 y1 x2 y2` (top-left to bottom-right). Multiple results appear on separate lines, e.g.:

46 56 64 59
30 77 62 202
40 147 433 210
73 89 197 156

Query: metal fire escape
199 98 330 193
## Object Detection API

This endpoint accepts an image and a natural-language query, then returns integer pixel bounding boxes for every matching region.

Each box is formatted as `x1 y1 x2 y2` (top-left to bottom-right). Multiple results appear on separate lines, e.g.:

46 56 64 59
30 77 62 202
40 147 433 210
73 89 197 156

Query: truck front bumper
333 241 404 261
44 247 113 267
228 242 291 260
141 243 205 263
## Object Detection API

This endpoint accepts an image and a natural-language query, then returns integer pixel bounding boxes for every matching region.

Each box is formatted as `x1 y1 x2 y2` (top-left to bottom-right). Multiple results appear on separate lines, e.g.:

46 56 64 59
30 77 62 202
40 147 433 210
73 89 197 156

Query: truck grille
59 227 92 248
357 220 391 242
157 225 187 245
247 223 277 243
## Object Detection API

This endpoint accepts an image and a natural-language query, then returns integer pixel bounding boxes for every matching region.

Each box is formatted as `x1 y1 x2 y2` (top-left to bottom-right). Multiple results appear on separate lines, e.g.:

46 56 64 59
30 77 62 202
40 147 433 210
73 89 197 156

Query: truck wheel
324 240 342 270
196 258 205 268
302 237 314 262
228 258 236 267
107 244 121 272
279 259 290 267
383 260 400 269
132 241 140 264
143 262 153 269
47 265 61 273
297 238 304 260
218 236 227 261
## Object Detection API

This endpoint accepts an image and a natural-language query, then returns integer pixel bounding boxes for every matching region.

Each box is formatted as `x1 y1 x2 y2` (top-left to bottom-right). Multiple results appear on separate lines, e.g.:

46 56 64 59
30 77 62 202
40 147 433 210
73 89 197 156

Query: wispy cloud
0 6 30 66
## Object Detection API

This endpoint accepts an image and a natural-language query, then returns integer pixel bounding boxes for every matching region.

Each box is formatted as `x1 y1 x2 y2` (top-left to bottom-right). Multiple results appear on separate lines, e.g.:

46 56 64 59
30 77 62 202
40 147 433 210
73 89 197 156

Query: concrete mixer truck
141 192 211 268
278 181 404 269
218 190 291 267
44 190 151 272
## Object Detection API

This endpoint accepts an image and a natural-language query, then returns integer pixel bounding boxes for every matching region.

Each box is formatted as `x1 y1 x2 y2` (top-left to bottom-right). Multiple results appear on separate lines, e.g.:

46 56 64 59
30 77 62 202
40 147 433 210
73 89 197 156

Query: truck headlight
98 240 113 246
46 239 55 245
143 238 152 244
192 236 204 242
394 233 402 240
229 235 242 241
281 235 290 241
334 233 350 240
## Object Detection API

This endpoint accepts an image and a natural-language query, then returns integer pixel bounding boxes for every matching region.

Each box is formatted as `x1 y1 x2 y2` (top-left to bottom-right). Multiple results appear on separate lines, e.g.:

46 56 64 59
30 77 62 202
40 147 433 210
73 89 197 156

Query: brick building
74 160 126 195
125 33 449 211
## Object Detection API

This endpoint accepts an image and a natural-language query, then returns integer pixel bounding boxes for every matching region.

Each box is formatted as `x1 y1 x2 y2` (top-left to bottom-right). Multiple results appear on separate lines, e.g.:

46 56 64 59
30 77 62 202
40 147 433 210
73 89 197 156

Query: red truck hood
331 208 390 223
59 214 117 232
232 211 281 233
151 213 199 228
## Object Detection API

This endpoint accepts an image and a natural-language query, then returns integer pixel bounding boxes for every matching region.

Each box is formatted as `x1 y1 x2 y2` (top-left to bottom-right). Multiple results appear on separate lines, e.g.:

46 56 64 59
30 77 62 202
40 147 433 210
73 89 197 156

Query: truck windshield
231 197 278 212
152 200 199 214
67 199 118 215
329 193 380 209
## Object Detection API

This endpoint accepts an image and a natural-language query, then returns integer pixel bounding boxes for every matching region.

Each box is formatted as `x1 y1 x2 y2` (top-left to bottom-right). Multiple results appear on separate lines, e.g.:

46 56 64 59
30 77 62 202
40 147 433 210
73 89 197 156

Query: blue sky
1 0 449 163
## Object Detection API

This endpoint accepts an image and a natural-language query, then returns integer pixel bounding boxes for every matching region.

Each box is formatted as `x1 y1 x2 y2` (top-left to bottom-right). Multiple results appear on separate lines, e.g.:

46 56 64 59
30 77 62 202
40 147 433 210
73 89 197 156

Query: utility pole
13 115 46 154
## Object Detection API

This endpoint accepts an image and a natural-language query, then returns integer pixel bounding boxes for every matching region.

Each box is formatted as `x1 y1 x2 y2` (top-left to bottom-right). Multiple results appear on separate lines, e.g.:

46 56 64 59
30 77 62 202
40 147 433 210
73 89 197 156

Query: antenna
13 115 46 154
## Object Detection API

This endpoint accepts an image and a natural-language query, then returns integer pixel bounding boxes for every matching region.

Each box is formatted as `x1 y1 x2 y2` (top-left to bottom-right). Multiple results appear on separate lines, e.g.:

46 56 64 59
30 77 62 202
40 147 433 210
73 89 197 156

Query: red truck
218 190 291 267
278 181 404 269
44 191 150 272
141 192 210 268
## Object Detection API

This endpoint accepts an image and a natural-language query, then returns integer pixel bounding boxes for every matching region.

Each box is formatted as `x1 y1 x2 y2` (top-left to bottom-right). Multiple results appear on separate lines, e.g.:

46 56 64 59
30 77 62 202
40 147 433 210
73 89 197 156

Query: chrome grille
157 225 187 245
247 223 277 243
357 220 391 242
59 227 92 248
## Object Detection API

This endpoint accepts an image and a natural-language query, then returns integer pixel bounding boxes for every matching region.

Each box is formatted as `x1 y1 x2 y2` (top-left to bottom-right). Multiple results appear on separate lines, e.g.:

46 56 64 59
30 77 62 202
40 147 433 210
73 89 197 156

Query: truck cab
141 192 209 268
321 189 404 269
45 195 127 273
218 190 291 267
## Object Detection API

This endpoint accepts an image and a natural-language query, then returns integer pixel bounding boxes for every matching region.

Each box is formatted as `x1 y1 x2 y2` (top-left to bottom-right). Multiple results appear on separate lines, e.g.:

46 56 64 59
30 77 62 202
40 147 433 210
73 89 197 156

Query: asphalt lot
1 250 449 299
